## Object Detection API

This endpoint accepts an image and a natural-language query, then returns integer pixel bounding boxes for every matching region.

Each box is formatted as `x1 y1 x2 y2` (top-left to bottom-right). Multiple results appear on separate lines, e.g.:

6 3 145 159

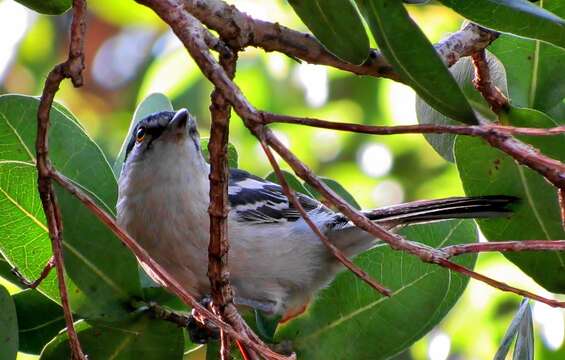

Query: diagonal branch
181 0 498 81
35 0 87 358
51 170 291 360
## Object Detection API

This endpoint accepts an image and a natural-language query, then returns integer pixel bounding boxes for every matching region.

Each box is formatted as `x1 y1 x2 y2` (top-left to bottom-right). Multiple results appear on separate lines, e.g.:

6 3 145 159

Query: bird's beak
169 108 189 130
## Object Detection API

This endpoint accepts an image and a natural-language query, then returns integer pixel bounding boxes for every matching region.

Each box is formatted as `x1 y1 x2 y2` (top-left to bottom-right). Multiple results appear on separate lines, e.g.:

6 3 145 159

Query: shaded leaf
276 220 477 359
14 0 70 15
0 255 23 289
114 93 173 176
265 170 314 197
494 299 530 360
0 95 141 320
304 177 361 209
416 52 508 161
439 0 565 49
40 316 184 359
200 138 239 169
288 0 369 64
455 111 565 292
0 284 18 360
489 1 565 113
13 289 65 355
357 0 477 124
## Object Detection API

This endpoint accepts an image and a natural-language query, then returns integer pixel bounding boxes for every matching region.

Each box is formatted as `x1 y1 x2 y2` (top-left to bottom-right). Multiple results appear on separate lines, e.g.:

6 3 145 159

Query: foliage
1 0 564 359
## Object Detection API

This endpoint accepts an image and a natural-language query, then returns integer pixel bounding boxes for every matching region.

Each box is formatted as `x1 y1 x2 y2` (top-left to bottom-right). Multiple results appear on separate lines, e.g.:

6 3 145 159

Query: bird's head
120 108 207 180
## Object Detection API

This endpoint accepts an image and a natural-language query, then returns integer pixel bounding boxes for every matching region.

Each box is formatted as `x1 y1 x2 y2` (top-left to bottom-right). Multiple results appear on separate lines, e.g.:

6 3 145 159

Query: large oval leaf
13 289 65 355
14 0 70 15
0 284 18 360
40 316 184 359
356 0 478 124
416 53 508 161
489 0 565 114
288 0 369 64
0 94 141 320
455 111 565 293
276 219 477 359
438 0 565 50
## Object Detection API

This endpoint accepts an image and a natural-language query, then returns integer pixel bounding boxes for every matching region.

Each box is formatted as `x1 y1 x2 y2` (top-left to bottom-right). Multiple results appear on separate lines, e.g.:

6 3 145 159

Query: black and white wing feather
228 169 331 224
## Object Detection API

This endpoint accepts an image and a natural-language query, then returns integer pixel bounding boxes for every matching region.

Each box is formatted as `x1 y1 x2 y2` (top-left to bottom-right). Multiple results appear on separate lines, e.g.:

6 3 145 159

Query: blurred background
0 0 563 359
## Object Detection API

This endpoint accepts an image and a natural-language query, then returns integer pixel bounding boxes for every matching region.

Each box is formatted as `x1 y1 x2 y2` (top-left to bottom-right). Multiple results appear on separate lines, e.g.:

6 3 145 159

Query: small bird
117 109 515 321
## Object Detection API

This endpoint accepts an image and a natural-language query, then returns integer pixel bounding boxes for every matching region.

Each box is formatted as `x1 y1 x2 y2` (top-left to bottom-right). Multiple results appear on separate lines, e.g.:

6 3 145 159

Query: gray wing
228 169 331 224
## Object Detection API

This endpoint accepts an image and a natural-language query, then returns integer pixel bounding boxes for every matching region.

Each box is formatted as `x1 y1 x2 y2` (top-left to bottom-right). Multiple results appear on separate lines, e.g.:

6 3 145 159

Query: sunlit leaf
0 94 141 320
489 0 565 113
288 0 369 64
14 0 70 15
455 110 565 292
89 0 163 27
356 0 477 124
0 284 18 360
13 289 65 355
439 0 565 49
416 52 508 161
113 93 173 176
40 316 184 359
277 220 477 359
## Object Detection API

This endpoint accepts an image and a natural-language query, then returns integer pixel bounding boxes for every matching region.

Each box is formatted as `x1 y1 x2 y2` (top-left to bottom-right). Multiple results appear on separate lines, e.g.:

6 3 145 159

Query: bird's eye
136 127 146 143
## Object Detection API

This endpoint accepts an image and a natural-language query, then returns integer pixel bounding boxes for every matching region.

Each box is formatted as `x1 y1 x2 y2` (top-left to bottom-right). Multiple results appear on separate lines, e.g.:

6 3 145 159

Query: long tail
363 195 518 227
329 195 518 256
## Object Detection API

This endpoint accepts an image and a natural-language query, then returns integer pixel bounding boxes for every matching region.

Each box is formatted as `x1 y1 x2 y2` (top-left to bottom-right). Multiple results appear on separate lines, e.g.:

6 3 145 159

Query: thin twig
50 171 290 360
442 240 565 257
559 189 565 232
208 45 239 360
35 0 87 358
11 256 55 289
262 112 565 137
471 50 509 114
258 137 391 297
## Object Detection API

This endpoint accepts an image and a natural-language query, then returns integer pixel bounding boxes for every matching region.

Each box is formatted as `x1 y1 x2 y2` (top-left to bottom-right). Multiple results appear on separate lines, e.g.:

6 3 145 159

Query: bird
116 108 516 321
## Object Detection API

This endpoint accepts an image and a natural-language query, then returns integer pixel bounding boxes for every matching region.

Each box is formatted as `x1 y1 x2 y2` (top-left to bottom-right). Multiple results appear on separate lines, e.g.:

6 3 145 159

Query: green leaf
0 285 18 360
494 299 530 360
0 94 141 320
40 316 184 359
438 0 565 49
200 138 239 169
304 177 361 209
265 170 314 197
13 289 65 355
113 93 173 176
416 52 508 162
0 255 23 289
489 1 565 113
356 0 477 124
455 110 565 292
14 0 70 15
276 220 477 359
513 301 534 360
288 0 369 64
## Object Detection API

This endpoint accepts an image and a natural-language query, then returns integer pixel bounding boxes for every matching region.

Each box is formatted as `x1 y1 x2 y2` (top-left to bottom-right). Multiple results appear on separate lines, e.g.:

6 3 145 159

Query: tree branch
181 0 498 81
208 45 241 360
51 171 291 360
10 256 55 289
262 112 565 137
442 240 565 257
471 50 509 114
137 0 565 310
35 0 87 358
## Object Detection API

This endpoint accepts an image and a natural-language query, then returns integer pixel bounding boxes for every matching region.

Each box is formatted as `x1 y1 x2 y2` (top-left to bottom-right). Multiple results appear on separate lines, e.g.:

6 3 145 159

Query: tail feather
329 195 517 257
364 195 518 226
